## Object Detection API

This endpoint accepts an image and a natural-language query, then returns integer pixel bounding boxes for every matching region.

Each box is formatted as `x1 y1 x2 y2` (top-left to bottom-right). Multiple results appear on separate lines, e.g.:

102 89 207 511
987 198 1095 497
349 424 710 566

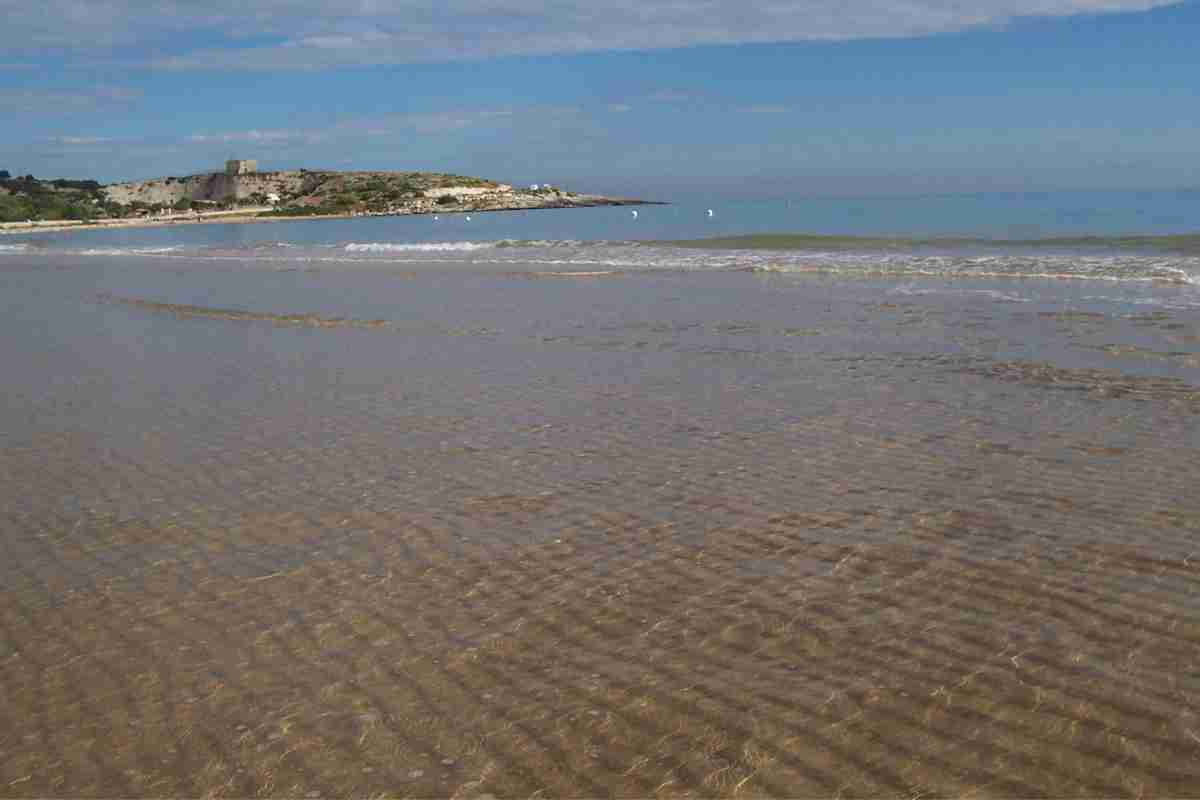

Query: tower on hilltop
225 159 257 176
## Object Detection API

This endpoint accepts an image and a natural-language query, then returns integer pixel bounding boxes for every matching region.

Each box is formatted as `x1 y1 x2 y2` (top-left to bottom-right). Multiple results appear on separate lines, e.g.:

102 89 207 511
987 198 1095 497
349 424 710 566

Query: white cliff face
102 171 501 207
101 170 639 217
103 171 311 206
426 185 513 200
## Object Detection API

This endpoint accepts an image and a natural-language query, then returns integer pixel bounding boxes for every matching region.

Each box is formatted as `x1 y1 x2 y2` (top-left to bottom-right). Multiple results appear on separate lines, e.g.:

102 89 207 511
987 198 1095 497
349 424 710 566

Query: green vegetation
0 171 105 222
256 205 346 218
1 167 536 224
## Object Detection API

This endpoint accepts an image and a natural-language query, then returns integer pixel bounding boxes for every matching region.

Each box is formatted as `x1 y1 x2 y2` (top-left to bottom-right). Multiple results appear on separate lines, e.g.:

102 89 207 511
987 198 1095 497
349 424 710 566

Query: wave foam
343 239 634 253
888 286 1031 302
345 241 496 253
75 246 184 256
0 243 32 253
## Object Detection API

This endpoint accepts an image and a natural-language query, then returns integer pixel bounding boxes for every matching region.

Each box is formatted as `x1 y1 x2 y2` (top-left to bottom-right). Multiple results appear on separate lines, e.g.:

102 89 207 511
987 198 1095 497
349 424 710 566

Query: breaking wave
5 234 1199 286
345 241 496 253
343 239 626 252
75 246 186 256
743 253 1200 284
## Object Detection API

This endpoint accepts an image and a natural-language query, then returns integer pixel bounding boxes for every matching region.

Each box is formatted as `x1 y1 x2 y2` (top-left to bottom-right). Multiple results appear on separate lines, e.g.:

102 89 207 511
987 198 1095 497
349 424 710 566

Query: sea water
3 188 1200 795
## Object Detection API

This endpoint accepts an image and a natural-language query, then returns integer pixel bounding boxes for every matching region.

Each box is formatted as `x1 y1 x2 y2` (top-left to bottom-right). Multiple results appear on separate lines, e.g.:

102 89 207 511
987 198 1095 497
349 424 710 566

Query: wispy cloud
0 86 141 115
647 89 700 104
1 1 1177 70
187 129 314 144
182 108 539 147
47 136 118 145
737 105 792 114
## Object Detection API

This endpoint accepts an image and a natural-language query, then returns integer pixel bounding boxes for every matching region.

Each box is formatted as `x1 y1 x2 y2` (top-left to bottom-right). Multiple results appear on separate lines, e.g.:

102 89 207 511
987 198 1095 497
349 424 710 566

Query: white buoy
707 209 714 217
465 215 472 221
434 215 439 220
631 210 638 218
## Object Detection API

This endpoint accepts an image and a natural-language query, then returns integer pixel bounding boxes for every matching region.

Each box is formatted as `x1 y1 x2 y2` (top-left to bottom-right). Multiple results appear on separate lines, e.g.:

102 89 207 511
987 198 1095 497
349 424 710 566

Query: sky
2 0 1198 196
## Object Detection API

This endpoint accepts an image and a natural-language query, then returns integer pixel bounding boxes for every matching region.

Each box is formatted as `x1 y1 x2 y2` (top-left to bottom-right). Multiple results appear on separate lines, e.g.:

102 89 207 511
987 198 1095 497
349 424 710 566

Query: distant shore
0 196 657 237
0 207 282 235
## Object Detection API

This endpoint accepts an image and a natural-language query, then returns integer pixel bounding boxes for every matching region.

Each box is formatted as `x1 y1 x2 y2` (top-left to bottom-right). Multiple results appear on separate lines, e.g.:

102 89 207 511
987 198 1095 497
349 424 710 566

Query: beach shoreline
0 195 658 236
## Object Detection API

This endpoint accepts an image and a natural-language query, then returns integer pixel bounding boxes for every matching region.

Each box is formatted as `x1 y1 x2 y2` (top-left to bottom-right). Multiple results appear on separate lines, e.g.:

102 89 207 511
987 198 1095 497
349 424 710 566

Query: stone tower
225 159 257 176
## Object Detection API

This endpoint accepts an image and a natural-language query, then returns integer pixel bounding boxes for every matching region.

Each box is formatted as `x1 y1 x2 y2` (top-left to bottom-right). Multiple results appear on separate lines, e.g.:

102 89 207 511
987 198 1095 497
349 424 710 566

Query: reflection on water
2 250 1199 796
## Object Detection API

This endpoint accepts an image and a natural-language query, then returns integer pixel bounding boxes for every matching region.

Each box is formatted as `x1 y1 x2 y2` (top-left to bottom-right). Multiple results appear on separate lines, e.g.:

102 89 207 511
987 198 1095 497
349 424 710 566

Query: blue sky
2 0 1198 196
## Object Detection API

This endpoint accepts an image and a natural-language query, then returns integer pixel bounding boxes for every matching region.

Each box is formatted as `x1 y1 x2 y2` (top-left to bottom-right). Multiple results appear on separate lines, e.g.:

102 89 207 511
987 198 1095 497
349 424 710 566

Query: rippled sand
2 258 1200 797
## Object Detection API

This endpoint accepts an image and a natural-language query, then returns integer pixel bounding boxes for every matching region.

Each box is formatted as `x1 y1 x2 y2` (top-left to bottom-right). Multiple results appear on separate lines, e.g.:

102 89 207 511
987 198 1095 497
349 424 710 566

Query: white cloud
0 86 142 114
187 129 307 144
0 1 1179 69
49 136 118 145
738 105 792 114
183 109 532 146
647 89 700 104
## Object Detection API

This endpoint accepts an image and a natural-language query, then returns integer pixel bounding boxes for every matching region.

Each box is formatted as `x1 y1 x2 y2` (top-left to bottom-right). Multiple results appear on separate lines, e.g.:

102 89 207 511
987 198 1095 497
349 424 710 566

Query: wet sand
2 257 1200 797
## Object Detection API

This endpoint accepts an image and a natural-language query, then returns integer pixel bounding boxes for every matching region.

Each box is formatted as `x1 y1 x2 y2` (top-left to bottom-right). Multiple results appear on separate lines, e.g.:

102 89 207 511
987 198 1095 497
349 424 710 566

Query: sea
2 188 1200 795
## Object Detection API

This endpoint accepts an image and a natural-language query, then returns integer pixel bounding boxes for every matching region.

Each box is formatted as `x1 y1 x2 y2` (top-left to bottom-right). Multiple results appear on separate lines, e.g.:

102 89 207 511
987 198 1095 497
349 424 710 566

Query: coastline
0 195 658 237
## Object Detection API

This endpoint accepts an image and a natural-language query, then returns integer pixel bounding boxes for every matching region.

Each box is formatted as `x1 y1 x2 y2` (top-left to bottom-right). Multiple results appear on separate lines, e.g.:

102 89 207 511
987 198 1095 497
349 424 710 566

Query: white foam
344 241 496 253
1093 295 1200 310
0 243 31 253
75 246 184 256
737 251 1200 284
888 286 1031 302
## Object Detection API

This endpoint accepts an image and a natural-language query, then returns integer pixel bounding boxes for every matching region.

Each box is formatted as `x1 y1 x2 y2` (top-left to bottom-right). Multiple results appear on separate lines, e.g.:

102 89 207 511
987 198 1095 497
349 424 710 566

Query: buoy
707 209 714 217
631 210 638 218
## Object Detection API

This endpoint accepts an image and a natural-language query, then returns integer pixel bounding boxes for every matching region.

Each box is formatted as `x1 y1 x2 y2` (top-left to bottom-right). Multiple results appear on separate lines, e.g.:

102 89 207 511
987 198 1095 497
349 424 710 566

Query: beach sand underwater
2 200 1200 796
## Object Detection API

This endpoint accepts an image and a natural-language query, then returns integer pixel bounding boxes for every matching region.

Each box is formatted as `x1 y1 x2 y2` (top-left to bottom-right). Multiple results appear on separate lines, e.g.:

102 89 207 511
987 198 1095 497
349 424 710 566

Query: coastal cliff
103 170 644 216
0 168 651 233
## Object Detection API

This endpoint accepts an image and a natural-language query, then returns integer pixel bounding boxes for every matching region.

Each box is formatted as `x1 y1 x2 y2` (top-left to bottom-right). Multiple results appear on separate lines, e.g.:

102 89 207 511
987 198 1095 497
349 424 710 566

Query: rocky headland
104 169 648 217
1 167 654 234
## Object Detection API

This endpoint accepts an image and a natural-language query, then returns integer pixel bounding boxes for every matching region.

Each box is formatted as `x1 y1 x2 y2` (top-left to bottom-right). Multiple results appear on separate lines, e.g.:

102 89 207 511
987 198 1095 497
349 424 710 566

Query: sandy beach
0 207 349 236
0 194 651 238
2 238 1199 797
7 0 1200 791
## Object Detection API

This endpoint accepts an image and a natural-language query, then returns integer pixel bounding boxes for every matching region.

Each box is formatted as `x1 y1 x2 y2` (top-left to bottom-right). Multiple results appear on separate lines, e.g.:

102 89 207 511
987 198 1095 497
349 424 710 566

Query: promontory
0 160 654 233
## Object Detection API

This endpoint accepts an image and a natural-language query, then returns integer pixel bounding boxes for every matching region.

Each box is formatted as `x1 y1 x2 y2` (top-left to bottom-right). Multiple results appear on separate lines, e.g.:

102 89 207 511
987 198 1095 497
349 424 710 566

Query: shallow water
2 209 1200 796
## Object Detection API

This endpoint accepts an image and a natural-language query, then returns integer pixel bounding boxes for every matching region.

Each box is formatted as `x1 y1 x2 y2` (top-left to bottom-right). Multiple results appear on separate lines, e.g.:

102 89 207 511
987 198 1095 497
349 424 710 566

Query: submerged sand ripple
3 492 1199 797
3 271 1199 797
98 294 392 329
